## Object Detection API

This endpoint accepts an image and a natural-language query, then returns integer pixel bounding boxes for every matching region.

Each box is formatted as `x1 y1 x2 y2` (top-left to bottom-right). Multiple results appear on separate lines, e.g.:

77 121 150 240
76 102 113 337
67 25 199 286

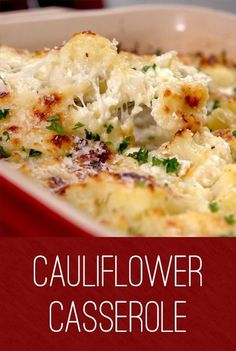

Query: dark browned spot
164 89 171 97
208 55 217 65
75 140 112 164
85 52 89 58
48 176 67 194
82 30 96 35
120 172 148 181
182 113 201 132
213 129 233 141
48 176 66 188
33 110 47 121
175 129 185 137
185 95 200 108
33 93 62 121
8 125 19 133
0 91 9 98
195 51 204 58
115 172 155 190
164 105 170 113
51 135 70 148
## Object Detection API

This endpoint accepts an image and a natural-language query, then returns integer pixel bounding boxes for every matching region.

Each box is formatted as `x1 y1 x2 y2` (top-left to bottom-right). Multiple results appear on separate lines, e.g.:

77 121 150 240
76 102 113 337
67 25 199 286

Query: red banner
0 238 235 350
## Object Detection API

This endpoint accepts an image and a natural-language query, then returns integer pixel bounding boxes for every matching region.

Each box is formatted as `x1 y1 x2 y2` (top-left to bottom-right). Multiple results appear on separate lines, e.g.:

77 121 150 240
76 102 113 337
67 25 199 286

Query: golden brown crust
0 33 235 237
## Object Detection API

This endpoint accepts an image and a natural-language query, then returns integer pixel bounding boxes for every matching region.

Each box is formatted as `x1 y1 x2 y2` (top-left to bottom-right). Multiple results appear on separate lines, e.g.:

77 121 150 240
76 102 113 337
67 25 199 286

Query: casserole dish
0 5 236 237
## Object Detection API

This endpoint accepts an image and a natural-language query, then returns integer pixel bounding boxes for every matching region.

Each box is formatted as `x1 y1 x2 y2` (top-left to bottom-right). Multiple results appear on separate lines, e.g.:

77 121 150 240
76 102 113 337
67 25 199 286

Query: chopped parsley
85 129 100 141
3 131 10 141
212 100 220 110
209 202 219 213
224 214 235 225
142 63 157 73
47 115 66 135
152 156 163 166
65 152 72 157
0 109 10 120
152 156 180 174
233 87 236 94
0 145 10 158
29 149 42 157
163 158 180 174
128 147 149 165
73 122 84 130
232 130 236 137
118 136 131 154
207 99 221 115
104 124 114 134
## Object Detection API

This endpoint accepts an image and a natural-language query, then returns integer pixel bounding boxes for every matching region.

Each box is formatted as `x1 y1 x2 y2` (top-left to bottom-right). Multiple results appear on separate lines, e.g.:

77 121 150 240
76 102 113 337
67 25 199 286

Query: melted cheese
0 33 235 237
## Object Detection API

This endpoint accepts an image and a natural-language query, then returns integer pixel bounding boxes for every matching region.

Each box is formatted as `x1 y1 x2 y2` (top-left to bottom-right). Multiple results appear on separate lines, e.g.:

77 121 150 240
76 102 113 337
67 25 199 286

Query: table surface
106 0 236 13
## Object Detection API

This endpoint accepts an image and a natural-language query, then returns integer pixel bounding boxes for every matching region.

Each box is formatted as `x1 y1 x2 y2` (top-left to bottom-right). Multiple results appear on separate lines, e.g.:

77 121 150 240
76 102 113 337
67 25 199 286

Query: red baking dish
0 164 118 237
0 5 235 237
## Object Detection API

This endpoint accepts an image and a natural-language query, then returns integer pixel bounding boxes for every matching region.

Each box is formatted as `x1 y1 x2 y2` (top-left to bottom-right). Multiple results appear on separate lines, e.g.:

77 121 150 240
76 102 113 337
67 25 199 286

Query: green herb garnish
152 156 163 166
163 158 180 174
233 87 236 95
29 149 42 157
128 147 149 165
208 99 221 115
85 129 100 141
47 115 66 135
73 122 84 130
142 63 157 73
224 214 235 225
65 152 72 157
3 131 10 141
104 124 114 134
0 145 10 158
0 109 10 120
212 100 220 110
232 130 236 137
209 202 219 213
152 156 180 174
118 136 131 154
